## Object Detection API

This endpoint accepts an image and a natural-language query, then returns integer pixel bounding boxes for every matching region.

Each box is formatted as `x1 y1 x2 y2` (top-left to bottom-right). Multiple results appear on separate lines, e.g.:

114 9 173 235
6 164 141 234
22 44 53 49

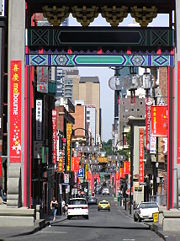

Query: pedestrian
62 199 66 215
50 197 58 221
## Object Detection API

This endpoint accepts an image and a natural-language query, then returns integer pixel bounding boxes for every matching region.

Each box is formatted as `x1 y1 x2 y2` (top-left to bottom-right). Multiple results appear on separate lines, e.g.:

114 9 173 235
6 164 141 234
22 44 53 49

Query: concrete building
74 77 101 145
118 96 146 148
86 105 96 145
71 100 86 143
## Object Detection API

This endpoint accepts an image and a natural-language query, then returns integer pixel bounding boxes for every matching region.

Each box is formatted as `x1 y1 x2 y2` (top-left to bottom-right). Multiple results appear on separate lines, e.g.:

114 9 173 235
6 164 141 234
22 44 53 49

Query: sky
69 14 169 141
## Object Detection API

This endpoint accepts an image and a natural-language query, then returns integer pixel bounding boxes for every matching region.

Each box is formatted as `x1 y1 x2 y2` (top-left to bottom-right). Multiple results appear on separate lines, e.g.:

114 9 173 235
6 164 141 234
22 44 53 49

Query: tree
101 139 113 156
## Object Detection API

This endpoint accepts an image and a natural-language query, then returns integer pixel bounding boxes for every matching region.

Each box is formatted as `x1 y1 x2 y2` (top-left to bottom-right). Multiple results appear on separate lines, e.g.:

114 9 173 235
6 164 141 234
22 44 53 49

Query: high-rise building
74 77 101 145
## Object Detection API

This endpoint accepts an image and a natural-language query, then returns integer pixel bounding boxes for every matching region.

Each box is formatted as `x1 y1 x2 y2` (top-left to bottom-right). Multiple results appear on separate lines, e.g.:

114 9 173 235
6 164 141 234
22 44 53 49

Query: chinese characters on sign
36 100 42 140
66 123 72 172
146 97 152 150
139 128 144 183
151 105 168 137
52 110 57 164
10 60 22 163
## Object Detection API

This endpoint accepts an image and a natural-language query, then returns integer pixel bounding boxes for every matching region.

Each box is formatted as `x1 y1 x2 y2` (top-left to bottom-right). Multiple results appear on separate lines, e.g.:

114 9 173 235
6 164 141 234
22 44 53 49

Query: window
131 108 134 111
137 108 139 111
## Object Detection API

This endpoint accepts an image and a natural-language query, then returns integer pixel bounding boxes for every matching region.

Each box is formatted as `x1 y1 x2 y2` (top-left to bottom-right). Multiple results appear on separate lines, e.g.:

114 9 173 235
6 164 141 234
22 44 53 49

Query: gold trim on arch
130 5 157 27
101 5 128 27
72 5 99 27
42 5 70 26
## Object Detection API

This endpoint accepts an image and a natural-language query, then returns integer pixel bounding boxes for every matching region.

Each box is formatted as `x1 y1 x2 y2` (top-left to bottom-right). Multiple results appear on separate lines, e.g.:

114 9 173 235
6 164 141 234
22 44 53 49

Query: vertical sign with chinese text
151 105 168 137
36 100 42 140
66 123 72 172
139 128 144 183
10 60 22 163
146 97 152 150
52 110 57 164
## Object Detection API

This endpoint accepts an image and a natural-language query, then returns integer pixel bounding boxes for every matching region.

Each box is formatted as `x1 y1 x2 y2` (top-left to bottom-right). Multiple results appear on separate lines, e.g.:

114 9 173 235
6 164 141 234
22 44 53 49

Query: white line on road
40 231 67 234
122 239 135 241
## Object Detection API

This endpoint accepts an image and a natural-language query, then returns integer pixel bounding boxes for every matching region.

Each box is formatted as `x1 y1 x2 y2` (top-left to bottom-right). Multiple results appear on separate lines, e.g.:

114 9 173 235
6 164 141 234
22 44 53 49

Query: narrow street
7 196 163 241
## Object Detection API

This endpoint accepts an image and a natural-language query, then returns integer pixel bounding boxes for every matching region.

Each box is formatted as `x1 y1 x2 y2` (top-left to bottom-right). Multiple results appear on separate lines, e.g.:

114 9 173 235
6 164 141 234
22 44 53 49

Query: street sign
78 168 84 178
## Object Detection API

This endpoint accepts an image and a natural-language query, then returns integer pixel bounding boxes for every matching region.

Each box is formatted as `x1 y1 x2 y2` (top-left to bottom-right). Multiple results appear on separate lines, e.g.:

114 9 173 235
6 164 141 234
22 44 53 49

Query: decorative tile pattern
26 54 174 67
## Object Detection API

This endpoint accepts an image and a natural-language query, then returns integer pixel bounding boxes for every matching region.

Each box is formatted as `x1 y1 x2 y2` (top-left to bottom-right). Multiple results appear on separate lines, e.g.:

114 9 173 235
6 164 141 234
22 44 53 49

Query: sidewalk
117 202 180 241
0 215 66 240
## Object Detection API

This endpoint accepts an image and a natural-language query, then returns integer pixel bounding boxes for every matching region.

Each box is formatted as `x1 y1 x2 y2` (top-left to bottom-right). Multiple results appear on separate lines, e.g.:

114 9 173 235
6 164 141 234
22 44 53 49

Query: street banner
139 128 144 183
52 110 57 164
116 171 120 180
146 97 152 150
151 105 168 137
71 157 75 172
119 167 125 179
10 60 22 163
178 61 180 163
36 99 42 141
66 123 72 172
74 157 79 172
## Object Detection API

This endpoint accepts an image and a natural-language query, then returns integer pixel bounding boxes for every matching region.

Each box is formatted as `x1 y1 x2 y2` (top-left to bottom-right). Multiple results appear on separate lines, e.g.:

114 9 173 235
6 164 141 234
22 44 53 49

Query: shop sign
36 99 42 141
52 110 57 164
64 173 69 184
66 123 72 172
139 128 144 183
146 97 152 150
37 67 48 93
33 141 43 158
10 60 22 163
58 157 63 173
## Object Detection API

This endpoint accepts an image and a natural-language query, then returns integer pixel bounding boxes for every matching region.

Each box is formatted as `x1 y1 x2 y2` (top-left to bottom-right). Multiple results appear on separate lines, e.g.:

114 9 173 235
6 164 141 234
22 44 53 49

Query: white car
134 202 159 222
67 198 89 219
102 188 110 195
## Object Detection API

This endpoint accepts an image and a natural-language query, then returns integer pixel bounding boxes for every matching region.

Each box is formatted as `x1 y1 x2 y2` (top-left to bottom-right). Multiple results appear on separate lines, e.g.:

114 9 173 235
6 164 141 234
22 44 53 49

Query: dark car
88 196 98 205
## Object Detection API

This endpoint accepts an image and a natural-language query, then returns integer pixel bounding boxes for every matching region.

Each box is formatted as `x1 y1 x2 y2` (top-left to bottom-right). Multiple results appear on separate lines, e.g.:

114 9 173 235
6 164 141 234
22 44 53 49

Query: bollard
36 204 40 220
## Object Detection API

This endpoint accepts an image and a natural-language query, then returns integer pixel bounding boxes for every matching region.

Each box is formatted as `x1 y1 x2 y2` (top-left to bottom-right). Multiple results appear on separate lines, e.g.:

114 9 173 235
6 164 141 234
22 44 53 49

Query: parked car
67 198 89 219
134 202 159 222
102 188 110 195
98 200 110 211
88 196 98 205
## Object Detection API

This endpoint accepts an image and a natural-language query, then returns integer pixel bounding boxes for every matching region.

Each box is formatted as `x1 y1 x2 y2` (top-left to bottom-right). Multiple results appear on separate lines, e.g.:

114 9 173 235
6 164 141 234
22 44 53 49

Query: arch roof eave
26 0 175 14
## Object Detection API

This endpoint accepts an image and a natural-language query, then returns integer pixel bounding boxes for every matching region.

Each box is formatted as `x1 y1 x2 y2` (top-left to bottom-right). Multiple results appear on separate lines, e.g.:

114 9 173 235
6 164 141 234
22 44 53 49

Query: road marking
122 239 135 241
40 231 67 234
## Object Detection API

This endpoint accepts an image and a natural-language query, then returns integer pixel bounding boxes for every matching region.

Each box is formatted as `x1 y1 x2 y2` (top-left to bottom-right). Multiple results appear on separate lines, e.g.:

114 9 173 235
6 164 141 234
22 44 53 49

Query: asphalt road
6 195 163 241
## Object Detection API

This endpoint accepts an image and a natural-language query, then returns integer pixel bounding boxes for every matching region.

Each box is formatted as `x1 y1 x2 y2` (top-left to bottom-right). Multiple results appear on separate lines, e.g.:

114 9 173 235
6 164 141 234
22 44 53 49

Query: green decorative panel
26 54 174 67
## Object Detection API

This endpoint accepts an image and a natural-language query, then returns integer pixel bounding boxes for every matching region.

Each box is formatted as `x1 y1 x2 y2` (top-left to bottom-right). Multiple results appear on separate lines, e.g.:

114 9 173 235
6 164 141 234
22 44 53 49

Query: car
133 202 159 222
98 200 110 211
88 196 98 205
102 188 110 195
67 198 89 219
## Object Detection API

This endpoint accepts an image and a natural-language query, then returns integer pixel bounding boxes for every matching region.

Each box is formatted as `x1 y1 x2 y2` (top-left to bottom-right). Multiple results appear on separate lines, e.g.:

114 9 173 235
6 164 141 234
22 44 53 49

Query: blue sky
69 14 169 141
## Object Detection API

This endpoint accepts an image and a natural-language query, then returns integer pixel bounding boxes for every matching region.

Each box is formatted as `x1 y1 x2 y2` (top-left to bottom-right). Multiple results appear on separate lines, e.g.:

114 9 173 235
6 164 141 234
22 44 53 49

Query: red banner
52 110 57 164
151 105 168 137
119 167 125 179
10 61 22 163
139 128 144 183
146 97 152 150
178 61 180 163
